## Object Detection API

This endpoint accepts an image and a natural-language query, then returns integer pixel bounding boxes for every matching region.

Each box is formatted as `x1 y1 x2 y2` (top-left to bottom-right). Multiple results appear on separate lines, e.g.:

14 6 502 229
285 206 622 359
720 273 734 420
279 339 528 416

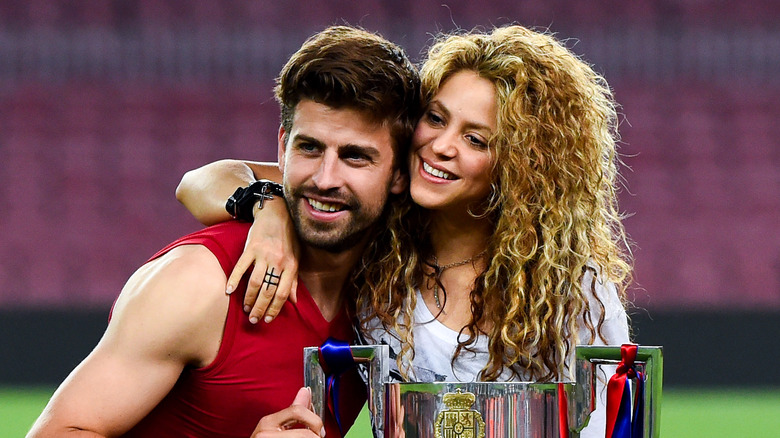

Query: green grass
4 386 780 437
0 387 55 437
661 387 780 437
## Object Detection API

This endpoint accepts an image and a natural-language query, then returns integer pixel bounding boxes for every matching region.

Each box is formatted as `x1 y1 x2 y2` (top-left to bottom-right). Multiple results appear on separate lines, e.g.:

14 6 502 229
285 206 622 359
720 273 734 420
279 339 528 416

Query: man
27 26 420 438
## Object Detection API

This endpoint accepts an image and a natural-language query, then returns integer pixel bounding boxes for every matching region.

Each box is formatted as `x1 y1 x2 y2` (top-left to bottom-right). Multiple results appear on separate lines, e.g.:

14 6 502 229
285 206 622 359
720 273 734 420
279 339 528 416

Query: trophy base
384 382 575 438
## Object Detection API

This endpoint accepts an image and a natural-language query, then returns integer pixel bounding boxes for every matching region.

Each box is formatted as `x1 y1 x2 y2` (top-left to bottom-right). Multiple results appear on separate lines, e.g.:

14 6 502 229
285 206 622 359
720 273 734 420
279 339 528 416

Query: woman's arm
175 159 282 226
176 159 297 323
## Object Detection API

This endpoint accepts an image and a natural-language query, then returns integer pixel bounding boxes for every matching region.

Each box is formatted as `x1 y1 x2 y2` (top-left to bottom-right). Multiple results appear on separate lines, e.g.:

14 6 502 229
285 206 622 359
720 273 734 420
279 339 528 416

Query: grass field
3 387 779 437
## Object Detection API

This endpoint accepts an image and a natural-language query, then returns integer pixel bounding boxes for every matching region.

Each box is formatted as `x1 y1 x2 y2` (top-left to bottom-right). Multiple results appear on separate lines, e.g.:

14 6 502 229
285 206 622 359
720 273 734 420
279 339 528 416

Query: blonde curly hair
354 25 632 382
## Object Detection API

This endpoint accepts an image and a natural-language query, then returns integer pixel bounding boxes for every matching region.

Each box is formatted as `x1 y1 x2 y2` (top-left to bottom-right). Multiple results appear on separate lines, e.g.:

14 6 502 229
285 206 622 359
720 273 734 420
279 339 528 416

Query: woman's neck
427 210 492 263
421 210 493 332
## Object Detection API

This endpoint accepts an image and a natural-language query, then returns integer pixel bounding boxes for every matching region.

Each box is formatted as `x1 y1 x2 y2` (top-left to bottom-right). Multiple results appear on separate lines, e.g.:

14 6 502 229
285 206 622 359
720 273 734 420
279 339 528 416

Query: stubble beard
285 185 387 254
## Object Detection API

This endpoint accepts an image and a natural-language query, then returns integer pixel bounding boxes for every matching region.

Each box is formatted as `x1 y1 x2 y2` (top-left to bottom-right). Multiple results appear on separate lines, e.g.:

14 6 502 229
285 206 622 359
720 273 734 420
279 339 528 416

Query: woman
178 25 631 435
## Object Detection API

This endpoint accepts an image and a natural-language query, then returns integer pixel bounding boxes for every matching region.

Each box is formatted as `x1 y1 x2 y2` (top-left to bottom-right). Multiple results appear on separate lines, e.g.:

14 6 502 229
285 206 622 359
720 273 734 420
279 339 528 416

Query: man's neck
297 243 365 321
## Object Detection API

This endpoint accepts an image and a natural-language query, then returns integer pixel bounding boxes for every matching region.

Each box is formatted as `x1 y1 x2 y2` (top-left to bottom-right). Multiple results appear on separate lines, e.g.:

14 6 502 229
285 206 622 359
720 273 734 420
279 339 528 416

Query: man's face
278 99 406 253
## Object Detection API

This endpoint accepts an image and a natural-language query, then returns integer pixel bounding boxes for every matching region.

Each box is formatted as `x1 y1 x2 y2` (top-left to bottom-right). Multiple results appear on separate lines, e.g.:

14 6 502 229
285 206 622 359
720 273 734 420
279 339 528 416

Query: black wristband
225 179 284 222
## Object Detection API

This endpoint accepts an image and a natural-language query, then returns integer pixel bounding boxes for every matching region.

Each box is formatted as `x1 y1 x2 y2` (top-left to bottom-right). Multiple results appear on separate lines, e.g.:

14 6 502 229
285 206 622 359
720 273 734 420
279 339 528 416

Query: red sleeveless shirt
122 221 364 437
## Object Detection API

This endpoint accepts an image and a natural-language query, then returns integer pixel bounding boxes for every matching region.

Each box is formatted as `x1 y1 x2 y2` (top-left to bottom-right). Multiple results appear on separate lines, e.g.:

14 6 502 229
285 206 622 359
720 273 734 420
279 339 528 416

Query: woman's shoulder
581 262 623 306
579 261 630 345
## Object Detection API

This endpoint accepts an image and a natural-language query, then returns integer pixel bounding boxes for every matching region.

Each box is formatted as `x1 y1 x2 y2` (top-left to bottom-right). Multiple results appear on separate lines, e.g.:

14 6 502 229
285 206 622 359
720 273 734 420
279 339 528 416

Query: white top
360 266 630 437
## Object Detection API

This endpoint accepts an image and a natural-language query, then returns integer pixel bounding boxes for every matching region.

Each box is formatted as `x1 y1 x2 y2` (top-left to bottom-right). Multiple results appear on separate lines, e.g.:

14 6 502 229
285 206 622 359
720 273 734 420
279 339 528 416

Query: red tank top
122 221 365 437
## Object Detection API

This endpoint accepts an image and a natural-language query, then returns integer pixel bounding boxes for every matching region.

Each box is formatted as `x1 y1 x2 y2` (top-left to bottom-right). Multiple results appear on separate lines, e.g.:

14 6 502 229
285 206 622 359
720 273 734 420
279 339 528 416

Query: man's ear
277 125 287 174
389 167 408 195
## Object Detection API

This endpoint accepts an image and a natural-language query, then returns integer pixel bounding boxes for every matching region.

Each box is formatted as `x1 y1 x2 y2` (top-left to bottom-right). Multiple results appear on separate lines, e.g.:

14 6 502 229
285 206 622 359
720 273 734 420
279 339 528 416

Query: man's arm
27 245 228 438
175 159 282 226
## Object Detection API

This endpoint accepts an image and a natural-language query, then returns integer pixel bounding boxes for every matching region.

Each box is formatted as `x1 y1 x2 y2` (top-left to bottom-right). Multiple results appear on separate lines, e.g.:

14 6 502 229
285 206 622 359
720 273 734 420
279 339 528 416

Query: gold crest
434 388 486 438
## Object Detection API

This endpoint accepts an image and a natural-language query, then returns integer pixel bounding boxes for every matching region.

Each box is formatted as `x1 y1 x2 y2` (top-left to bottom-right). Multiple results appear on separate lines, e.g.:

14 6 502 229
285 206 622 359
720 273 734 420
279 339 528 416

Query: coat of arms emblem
434 388 486 438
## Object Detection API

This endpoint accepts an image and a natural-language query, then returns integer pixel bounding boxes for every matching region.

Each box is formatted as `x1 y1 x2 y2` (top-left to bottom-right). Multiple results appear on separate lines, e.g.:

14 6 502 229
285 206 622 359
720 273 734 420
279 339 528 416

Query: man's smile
306 197 347 213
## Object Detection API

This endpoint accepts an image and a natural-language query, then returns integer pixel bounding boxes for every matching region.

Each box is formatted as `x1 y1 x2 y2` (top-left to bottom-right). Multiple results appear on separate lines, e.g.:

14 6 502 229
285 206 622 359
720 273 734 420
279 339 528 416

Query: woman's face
409 70 497 215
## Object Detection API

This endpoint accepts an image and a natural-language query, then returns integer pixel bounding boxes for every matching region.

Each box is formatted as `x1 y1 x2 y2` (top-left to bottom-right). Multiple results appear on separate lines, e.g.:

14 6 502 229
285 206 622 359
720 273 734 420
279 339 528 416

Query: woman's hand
176 159 295 323
227 196 299 324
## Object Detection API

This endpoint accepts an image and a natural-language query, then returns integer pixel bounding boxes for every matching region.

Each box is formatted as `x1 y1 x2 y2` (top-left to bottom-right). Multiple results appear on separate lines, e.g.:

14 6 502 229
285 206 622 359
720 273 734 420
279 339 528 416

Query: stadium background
1 0 778 435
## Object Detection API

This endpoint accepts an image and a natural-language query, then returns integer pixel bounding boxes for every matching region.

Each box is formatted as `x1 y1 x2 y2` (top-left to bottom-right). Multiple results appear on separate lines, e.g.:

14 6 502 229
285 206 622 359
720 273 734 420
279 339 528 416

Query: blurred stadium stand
1 0 778 385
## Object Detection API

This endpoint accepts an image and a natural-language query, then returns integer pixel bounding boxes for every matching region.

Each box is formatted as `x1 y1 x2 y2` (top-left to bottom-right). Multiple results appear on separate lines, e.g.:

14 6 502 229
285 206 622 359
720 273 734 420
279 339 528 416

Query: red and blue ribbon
318 337 357 435
606 344 645 438
557 382 570 438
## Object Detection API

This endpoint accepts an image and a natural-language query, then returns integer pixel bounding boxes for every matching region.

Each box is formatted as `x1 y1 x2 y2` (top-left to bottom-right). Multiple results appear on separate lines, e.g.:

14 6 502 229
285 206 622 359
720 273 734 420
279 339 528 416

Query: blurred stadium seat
0 0 778 313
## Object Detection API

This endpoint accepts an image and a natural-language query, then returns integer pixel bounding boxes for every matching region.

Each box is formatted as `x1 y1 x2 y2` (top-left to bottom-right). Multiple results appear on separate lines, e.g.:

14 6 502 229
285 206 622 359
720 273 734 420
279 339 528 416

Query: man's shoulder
150 221 252 273
107 244 230 368
125 244 228 311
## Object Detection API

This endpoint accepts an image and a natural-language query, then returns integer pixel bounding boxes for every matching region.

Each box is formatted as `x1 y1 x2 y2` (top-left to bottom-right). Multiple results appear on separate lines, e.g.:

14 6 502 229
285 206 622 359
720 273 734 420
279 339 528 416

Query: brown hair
357 25 632 382
274 25 421 158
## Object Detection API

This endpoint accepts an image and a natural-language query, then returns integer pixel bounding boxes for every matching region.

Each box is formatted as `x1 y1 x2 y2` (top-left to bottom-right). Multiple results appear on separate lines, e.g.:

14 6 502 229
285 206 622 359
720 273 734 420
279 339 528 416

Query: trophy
304 343 662 438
